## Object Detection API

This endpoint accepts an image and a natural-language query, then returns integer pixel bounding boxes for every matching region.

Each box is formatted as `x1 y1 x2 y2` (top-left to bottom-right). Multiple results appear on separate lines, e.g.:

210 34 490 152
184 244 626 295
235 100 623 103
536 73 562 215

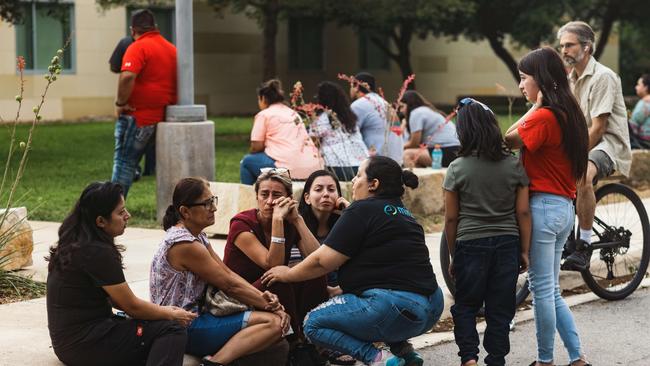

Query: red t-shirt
518 108 576 199
121 31 177 127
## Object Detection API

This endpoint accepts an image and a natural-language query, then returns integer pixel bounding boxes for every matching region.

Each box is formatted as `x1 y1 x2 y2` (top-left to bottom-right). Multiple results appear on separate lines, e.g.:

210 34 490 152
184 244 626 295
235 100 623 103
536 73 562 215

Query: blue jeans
303 287 444 364
528 193 583 364
451 235 520 366
185 311 251 357
240 152 275 185
111 115 156 197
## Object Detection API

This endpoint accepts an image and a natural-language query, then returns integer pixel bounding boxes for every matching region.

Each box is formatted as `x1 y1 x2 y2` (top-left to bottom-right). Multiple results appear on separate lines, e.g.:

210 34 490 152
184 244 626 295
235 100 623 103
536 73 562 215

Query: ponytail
162 204 180 231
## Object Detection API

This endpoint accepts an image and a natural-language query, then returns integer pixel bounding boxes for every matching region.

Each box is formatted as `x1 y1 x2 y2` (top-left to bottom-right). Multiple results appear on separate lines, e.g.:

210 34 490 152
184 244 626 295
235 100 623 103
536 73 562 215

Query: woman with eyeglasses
261 156 444 366
46 182 196 366
240 79 323 185
223 169 329 349
399 90 460 168
505 47 590 366
150 177 291 366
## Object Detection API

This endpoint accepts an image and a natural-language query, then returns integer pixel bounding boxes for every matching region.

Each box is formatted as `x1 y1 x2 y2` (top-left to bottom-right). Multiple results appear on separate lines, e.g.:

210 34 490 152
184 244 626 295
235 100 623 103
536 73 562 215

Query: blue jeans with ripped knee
303 287 444 364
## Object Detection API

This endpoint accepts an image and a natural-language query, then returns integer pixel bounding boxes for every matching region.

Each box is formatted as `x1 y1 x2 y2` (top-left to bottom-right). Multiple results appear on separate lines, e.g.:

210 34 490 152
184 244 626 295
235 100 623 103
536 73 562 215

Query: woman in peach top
240 79 323 185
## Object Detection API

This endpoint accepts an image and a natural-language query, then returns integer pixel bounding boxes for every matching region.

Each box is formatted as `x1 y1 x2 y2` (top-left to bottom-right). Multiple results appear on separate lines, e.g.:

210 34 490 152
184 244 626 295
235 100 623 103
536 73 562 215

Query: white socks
579 228 592 244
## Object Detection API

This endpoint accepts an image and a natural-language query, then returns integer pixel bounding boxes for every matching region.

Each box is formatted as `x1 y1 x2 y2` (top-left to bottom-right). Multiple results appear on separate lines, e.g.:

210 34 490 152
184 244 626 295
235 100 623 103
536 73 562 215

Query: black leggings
53 317 187 366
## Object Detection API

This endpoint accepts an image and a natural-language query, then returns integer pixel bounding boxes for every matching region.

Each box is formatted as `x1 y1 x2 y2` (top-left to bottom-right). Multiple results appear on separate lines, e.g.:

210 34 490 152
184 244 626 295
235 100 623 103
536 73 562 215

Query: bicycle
439 182 650 304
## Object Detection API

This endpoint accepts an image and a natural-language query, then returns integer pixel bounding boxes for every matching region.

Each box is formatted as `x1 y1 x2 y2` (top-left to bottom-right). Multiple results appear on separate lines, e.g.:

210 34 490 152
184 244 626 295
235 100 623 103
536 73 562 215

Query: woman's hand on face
272 197 294 220
167 306 197 327
261 291 284 312
535 90 544 108
261 265 291 286
285 199 301 223
336 197 351 210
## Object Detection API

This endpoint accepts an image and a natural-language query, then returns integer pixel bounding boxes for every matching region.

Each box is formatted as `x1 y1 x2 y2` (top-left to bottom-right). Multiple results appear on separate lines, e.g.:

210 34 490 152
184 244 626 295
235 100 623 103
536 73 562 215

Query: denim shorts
589 149 615 183
185 311 252 356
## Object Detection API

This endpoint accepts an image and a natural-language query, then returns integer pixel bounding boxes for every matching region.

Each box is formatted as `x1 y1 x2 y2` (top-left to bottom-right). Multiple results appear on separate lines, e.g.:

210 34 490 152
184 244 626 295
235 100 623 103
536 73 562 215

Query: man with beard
557 21 631 271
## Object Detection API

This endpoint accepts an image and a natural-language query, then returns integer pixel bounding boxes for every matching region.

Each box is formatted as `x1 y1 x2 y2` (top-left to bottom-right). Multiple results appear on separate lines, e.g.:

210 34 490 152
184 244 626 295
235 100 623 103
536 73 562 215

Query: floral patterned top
149 226 210 312
309 112 369 168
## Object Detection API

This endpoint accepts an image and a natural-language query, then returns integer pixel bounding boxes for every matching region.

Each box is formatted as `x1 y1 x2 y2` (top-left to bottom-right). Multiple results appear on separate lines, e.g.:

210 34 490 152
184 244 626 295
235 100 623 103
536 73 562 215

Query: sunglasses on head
260 167 291 178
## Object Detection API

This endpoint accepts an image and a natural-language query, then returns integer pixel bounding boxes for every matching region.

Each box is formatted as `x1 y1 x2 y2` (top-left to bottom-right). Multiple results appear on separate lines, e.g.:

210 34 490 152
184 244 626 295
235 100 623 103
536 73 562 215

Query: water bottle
431 144 443 169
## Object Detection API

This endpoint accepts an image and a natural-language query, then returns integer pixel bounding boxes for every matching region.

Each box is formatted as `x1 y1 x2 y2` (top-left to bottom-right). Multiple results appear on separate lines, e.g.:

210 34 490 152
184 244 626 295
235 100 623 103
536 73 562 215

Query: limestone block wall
205 168 446 236
0 207 34 271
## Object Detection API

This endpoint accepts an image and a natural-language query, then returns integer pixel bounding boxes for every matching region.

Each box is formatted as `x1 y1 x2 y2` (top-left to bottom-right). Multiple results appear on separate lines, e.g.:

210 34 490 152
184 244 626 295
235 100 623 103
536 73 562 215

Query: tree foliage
208 0 318 80
323 0 466 86
437 0 650 83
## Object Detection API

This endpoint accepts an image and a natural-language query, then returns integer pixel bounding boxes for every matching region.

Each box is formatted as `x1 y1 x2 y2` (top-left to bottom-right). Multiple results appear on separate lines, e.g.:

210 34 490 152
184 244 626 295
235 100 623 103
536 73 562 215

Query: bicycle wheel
581 183 650 300
439 233 530 305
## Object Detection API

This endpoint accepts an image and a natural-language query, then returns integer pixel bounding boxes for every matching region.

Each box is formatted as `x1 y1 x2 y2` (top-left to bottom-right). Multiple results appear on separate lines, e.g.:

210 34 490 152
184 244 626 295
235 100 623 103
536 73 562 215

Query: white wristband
271 236 286 245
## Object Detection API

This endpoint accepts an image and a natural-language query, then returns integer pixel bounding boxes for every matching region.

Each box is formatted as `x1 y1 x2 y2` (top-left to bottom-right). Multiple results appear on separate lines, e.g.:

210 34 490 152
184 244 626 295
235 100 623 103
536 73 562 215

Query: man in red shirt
112 9 177 197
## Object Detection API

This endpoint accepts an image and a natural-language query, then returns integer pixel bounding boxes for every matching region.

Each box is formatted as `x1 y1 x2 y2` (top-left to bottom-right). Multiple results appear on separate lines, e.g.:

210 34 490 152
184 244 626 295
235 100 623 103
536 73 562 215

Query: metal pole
175 0 193 105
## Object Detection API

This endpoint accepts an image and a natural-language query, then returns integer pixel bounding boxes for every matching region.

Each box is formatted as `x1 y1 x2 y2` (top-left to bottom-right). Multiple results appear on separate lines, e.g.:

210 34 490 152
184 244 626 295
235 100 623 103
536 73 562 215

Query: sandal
321 349 356 365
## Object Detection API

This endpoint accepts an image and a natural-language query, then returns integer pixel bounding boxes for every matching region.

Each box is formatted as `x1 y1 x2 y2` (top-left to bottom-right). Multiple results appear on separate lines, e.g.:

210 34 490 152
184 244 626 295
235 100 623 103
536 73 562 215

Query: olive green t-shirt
443 154 529 241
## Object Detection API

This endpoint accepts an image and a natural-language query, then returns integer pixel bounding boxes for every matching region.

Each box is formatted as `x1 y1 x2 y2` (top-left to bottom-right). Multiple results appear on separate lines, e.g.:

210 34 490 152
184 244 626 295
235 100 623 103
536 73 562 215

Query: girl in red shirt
505 47 591 366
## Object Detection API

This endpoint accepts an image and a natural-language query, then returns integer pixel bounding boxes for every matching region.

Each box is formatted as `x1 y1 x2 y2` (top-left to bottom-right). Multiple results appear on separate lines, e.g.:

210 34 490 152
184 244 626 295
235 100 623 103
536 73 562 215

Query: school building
0 0 620 121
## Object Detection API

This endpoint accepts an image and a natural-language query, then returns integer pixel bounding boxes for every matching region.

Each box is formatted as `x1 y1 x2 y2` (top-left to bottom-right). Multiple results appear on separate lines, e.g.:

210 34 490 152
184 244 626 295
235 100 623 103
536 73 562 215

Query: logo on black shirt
383 204 414 218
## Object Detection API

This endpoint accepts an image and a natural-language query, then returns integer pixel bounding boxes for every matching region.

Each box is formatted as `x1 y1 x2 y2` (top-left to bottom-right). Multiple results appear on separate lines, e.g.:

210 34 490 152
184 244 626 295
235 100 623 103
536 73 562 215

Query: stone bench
182 340 289 366
205 168 445 236
205 150 650 236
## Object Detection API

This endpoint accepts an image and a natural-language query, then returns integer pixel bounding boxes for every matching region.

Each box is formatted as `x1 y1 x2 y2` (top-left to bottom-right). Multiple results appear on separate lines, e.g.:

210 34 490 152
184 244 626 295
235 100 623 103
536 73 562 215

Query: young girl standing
505 47 590 366
444 99 531 366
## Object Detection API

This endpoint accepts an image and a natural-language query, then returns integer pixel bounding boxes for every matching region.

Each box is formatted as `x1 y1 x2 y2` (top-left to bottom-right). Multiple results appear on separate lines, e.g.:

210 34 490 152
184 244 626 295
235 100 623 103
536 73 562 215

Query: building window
359 32 390 70
288 17 323 71
15 2 74 71
126 7 175 43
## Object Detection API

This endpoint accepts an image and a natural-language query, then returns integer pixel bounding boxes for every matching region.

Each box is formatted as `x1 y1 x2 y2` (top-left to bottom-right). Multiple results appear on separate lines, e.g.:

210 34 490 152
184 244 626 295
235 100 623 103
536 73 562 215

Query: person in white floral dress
310 81 369 181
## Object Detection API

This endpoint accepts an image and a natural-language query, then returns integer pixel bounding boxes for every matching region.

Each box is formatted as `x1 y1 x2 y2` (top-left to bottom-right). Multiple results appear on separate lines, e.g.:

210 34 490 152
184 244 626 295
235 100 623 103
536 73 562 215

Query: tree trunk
486 32 520 83
593 1 619 60
394 24 415 90
370 24 416 89
261 0 279 81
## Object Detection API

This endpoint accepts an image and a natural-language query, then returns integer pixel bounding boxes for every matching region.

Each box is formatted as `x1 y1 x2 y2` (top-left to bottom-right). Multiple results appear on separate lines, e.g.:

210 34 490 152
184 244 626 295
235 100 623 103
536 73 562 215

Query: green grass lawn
0 114 517 228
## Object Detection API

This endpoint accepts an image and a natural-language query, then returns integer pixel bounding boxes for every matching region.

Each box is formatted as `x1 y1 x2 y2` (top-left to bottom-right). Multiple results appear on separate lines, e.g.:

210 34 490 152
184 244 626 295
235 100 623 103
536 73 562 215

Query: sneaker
562 239 592 271
369 350 405 366
402 351 424 366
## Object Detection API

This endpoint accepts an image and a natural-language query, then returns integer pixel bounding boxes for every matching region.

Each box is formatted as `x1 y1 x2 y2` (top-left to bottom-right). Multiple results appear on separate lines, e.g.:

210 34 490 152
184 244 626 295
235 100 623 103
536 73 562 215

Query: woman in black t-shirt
46 182 196 366
262 156 444 366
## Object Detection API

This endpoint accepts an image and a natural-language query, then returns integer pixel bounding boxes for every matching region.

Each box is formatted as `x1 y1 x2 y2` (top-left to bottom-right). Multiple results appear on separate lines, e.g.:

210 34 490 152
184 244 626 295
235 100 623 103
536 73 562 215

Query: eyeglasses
456 97 493 113
184 196 218 210
260 167 291 178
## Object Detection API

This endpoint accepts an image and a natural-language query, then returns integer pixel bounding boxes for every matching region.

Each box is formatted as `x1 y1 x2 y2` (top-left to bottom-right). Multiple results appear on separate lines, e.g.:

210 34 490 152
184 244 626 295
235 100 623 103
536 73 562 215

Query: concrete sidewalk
0 221 456 365
0 219 640 365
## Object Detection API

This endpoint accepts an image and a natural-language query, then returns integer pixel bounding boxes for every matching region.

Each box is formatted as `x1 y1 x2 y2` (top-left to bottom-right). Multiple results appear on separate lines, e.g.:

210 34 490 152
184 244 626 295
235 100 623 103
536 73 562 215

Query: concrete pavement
0 219 647 365
418 285 650 365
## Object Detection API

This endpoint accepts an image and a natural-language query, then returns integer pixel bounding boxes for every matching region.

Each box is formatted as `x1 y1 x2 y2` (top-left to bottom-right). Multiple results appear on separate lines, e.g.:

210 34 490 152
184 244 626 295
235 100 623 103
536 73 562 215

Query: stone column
156 0 215 222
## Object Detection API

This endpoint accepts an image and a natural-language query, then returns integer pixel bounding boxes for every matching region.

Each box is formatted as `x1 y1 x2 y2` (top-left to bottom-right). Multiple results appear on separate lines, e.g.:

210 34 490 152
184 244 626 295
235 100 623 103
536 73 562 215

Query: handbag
203 285 251 317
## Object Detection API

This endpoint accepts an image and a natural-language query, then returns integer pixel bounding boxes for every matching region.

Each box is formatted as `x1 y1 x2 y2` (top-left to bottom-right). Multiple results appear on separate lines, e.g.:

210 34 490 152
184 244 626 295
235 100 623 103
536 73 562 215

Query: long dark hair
365 156 419 197
47 182 125 272
163 177 210 230
298 170 342 236
399 90 440 134
518 47 589 180
456 101 511 161
317 81 358 133
257 79 285 105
